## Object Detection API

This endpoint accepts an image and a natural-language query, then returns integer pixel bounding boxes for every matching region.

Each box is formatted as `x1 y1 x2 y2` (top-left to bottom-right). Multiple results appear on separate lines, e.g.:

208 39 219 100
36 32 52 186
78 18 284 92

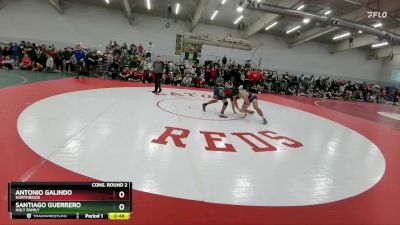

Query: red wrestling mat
0 78 399 225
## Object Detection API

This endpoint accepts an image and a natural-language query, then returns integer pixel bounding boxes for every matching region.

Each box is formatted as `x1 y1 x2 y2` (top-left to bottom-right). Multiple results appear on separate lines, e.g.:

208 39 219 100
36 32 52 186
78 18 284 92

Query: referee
152 56 164 93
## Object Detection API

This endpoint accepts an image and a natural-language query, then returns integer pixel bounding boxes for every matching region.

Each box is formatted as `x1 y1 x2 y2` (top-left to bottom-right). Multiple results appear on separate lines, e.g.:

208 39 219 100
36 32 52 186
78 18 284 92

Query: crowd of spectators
258 73 399 104
0 40 399 105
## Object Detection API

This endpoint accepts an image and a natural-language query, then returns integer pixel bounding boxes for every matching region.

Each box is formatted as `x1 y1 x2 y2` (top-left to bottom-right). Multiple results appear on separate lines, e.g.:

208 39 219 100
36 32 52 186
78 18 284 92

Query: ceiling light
286 25 301 34
324 10 331 15
175 3 180 14
302 18 310 24
371 41 388 48
221 0 227 5
332 32 351 40
265 21 278 30
210 10 219 20
257 0 262 2
372 22 383 28
146 0 151 10
105 0 110 4
234 15 243 24
358 30 363 34
297 4 305 11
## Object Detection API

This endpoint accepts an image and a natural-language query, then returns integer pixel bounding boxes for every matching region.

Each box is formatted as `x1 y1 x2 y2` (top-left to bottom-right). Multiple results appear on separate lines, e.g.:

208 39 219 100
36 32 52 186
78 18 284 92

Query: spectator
21 54 32 70
106 52 113 68
137 44 144 54
172 73 182 86
130 68 142 81
74 45 86 79
1 38 397 105
11 43 21 67
45 54 54 72
108 59 119 79
119 67 132 80
32 61 44 71
182 74 192 86
196 74 206 88
146 41 153 60
142 70 152 83
140 59 151 83
209 65 218 86
164 71 173 85
2 56 14 70
62 48 73 73
222 55 227 66
86 51 99 76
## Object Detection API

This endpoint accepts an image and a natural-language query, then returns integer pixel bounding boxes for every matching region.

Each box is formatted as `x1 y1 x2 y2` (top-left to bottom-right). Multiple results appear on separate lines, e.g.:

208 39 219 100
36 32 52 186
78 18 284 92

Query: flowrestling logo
367 11 388 19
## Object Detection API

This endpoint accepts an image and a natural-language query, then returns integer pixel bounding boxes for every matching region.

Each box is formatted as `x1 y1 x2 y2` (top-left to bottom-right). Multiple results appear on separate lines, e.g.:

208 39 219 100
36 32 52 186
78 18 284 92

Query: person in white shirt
146 41 153 60
45 55 54 72
106 53 113 67
2 56 15 70
181 74 192 86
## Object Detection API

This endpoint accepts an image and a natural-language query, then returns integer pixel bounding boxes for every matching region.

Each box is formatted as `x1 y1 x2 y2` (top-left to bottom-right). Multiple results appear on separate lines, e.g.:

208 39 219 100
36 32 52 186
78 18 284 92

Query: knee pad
223 101 228 106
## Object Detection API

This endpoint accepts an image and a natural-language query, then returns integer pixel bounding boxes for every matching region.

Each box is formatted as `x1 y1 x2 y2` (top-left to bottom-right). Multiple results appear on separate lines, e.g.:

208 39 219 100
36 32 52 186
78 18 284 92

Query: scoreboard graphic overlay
8 182 132 220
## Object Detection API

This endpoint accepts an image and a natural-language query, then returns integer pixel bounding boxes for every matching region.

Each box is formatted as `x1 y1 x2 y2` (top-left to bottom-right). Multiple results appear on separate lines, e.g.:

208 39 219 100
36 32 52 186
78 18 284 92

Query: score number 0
118 191 126 211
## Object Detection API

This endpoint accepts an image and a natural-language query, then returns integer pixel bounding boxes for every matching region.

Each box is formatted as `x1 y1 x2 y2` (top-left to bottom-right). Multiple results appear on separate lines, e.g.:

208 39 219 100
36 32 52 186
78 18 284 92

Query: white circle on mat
17 87 385 206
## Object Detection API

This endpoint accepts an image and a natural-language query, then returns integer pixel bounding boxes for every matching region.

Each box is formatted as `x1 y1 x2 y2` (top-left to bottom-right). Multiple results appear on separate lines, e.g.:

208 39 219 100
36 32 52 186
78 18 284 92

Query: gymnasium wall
0 0 389 83
380 55 400 84
194 24 383 83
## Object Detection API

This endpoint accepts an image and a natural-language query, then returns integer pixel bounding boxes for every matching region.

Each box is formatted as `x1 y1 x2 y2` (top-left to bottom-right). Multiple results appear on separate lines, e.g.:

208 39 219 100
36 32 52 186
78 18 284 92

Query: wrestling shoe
219 113 228 118
202 103 207 112
262 118 268 125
